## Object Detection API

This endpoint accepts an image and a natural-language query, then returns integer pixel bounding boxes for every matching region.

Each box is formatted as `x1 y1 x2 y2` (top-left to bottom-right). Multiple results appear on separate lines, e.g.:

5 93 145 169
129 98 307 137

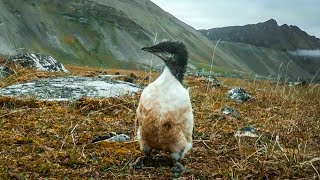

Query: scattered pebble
220 106 241 119
130 73 138 79
124 77 134 83
288 81 307 86
207 76 221 87
227 87 251 103
91 133 131 143
235 126 258 137
91 132 117 143
107 134 130 142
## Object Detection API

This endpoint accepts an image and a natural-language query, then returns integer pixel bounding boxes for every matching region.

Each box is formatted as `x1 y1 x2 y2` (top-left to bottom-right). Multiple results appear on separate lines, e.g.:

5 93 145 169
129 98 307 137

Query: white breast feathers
136 67 193 154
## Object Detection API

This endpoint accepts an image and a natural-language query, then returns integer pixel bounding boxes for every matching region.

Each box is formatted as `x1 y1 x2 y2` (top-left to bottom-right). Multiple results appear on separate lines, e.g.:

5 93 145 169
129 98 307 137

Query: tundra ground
0 65 319 179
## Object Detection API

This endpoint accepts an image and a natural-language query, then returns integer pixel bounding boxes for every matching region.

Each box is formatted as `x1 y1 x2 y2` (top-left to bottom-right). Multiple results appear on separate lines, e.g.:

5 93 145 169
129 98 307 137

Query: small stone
288 81 306 87
207 76 221 87
91 132 118 143
227 87 251 103
221 107 241 119
129 73 138 79
107 134 130 142
124 77 134 83
235 127 258 137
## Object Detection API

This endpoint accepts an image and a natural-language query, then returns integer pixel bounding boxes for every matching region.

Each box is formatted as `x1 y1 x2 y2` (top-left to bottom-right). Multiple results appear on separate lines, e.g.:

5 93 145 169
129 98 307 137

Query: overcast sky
150 0 320 38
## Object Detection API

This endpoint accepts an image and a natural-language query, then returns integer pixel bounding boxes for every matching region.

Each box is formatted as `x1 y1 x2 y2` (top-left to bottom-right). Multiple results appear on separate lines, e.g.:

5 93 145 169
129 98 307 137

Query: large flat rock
0 76 142 101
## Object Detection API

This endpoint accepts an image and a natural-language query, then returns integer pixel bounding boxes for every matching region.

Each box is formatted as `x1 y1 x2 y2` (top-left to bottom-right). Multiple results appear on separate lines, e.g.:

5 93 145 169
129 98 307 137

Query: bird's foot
171 161 185 174
130 156 145 170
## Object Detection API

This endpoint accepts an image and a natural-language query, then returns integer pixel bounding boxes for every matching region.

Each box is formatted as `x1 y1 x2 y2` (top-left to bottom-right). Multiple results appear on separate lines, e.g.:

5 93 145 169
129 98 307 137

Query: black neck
164 55 187 84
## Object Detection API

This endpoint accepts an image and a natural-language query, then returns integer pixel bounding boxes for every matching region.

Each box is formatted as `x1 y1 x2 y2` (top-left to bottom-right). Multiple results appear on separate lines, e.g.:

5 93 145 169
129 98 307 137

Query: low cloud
289 49 320 57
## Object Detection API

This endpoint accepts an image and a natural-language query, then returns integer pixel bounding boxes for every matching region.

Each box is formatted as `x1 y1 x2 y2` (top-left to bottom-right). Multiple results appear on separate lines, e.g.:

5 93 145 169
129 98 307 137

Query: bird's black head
141 41 189 83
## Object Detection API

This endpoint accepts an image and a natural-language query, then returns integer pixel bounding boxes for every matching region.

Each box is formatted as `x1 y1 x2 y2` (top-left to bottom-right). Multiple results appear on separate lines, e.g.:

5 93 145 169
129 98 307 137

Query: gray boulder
7 53 68 72
0 76 142 101
227 87 251 103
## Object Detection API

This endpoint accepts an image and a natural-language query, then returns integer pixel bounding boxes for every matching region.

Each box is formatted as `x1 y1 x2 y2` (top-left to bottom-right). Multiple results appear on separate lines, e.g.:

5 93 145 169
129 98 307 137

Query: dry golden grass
0 66 319 179
0 65 66 88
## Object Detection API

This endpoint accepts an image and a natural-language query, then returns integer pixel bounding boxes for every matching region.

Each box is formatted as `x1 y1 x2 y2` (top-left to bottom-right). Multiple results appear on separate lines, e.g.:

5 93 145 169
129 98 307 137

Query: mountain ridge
199 18 320 51
0 0 230 69
0 1 319 81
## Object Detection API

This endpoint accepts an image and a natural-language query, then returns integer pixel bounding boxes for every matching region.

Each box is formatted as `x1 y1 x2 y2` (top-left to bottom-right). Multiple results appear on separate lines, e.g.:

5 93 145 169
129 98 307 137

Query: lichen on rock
7 53 68 73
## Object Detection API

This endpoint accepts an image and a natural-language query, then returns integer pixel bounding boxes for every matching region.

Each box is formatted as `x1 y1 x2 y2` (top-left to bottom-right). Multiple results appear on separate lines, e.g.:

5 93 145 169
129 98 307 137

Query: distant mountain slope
199 19 320 81
0 1 319 81
0 0 217 69
199 19 320 51
215 41 316 78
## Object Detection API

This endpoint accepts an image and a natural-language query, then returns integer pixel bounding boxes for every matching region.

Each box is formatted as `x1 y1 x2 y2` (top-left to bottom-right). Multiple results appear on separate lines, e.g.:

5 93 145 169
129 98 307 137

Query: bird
131 41 194 174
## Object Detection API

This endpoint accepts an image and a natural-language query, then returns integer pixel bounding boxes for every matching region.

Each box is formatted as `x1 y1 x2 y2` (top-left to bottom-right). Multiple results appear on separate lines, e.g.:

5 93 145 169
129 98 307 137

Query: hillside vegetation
0 66 319 179
0 0 215 68
1 0 319 81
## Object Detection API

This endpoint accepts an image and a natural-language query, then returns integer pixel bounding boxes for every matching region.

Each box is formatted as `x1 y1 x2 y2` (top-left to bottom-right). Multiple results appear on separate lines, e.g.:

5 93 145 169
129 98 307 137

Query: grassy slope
92 0 217 65
1 0 318 81
0 66 319 179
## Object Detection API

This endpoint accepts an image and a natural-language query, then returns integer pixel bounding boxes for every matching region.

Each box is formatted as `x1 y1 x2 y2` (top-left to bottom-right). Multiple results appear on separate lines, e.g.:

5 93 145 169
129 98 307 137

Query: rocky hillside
200 19 320 81
0 0 217 69
199 19 320 51
0 1 319 81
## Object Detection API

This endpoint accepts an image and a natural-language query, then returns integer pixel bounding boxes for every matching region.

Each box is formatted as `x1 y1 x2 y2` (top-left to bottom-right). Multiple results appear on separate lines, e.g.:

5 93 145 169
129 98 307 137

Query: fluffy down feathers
136 66 193 159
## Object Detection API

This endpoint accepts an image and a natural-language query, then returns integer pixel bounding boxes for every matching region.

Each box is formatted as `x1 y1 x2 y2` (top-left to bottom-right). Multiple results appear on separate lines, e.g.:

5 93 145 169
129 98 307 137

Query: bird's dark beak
141 47 153 52
141 46 168 62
